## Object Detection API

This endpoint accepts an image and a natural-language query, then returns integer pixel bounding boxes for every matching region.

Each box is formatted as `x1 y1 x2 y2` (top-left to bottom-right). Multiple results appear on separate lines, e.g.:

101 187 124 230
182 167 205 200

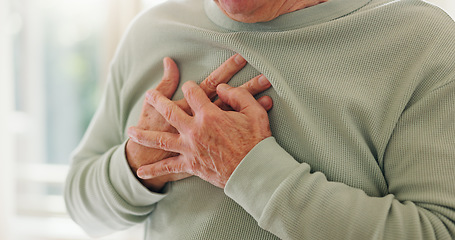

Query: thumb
216 84 263 113
155 57 180 99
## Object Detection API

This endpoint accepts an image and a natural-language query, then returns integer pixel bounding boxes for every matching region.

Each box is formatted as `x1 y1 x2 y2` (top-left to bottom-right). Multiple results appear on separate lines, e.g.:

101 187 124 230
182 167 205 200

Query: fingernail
258 75 270 87
234 54 246 65
137 168 146 179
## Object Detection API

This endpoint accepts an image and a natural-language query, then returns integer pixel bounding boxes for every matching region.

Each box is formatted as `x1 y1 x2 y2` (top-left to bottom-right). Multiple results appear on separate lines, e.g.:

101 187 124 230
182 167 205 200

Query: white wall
427 0 455 19
0 0 15 238
1 0 454 239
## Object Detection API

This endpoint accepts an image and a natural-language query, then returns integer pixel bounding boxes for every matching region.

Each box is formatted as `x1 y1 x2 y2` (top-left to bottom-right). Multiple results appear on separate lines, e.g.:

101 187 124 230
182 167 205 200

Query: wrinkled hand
128 80 273 188
126 54 272 191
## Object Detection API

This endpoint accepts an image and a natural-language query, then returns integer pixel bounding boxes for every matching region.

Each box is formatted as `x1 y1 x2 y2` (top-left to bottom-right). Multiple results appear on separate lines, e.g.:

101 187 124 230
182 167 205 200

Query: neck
283 0 329 15
216 0 329 23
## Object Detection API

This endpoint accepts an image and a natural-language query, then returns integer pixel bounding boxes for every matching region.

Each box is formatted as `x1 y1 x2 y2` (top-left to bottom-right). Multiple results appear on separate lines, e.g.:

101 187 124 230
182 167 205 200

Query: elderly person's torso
65 0 455 239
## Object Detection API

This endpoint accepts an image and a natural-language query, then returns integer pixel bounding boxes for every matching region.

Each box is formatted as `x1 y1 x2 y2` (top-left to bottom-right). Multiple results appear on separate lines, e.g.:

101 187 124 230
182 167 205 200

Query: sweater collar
205 0 372 32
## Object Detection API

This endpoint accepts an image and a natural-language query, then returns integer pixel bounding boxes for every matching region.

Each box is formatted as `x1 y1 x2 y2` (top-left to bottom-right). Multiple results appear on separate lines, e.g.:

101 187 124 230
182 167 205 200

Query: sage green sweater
65 0 455 239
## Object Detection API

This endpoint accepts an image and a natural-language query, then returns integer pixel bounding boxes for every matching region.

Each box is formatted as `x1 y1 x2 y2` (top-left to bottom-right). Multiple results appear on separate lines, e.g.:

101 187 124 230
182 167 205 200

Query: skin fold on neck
214 0 329 23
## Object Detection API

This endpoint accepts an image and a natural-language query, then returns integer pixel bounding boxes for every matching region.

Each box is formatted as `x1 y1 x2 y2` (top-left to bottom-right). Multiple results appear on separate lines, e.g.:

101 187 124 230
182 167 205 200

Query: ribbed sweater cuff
109 140 167 207
225 137 299 220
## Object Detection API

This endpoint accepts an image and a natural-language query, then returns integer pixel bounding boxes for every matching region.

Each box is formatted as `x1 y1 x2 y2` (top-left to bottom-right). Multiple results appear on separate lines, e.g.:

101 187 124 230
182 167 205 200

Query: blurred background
0 0 453 239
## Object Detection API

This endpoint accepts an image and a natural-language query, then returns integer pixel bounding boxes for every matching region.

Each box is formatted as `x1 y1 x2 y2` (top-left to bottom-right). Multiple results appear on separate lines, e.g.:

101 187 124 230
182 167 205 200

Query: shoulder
115 0 209 57
362 0 455 27
353 0 455 95
129 0 206 32
109 0 207 76
355 0 455 52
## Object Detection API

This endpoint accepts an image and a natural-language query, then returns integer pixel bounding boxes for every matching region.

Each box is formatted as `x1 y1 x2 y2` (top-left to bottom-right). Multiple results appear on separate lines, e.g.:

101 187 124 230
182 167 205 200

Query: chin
216 0 257 15
215 0 271 23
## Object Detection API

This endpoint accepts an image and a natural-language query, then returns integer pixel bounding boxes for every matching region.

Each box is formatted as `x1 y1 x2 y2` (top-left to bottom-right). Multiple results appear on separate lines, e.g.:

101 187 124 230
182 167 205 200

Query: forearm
225 137 455 240
65 141 165 237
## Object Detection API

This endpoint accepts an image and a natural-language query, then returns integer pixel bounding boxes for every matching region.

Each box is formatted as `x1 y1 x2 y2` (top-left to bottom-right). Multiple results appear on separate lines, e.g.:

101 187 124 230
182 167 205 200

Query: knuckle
146 89 159 103
254 109 270 122
177 162 186 173
146 89 155 97
185 86 208 107
199 109 216 122
157 136 168 149
190 159 200 172
162 106 177 122
164 164 173 174
203 74 218 92
258 110 268 118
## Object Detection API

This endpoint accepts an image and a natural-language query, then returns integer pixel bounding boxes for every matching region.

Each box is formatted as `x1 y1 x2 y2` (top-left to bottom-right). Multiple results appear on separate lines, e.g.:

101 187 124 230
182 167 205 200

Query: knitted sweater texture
65 0 455 239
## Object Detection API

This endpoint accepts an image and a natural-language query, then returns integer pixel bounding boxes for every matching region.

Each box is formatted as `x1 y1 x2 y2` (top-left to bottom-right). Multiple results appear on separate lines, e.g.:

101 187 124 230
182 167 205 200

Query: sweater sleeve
225 80 455 239
64 64 167 237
